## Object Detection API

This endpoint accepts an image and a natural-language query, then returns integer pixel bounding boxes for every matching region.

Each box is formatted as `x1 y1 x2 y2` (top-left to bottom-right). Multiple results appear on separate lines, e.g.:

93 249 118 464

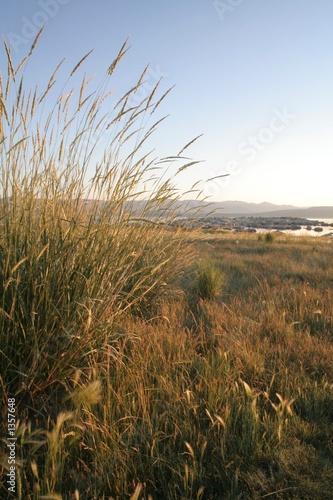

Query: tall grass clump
194 263 224 301
0 30 202 410
265 231 275 244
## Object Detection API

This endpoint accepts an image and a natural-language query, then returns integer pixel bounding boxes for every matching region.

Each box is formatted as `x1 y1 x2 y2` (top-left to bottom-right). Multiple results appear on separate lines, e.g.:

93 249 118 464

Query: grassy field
1 32 333 499
2 228 333 499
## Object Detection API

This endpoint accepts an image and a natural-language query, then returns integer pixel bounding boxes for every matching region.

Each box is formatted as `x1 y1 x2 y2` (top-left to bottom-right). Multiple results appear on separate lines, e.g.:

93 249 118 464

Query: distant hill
202 200 298 215
79 198 333 219
252 206 333 218
177 200 333 219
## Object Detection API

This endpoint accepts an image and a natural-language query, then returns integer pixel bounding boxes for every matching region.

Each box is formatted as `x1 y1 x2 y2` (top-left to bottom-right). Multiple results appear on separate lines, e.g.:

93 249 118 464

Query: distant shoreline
175 215 333 237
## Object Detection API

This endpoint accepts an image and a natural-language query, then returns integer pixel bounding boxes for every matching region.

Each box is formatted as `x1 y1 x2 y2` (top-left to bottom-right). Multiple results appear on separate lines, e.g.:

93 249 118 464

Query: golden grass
1 231 332 498
1 31 333 498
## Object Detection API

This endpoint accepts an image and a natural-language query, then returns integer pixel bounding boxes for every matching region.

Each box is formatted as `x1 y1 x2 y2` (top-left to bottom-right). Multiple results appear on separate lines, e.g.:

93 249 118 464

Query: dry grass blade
6 137 29 156
178 134 203 156
156 155 192 164
28 24 45 56
70 49 94 77
145 77 162 109
262 487 298 497
0 93 10 126
130 483 143 500
39 495 63 500
205 173 229 182
78 73 88 111
176 160 204 175
136 64 150 89
2 37 15 82
15 55 30 75
107 37 131 76
151 85 175 114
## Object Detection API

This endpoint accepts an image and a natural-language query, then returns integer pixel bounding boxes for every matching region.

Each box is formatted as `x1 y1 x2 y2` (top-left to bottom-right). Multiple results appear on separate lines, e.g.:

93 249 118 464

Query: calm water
315 219 333 224
258 218 333 237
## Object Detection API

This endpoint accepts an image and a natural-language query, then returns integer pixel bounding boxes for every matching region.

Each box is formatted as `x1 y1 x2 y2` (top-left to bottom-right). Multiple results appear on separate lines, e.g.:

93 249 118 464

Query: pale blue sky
1 0 333 206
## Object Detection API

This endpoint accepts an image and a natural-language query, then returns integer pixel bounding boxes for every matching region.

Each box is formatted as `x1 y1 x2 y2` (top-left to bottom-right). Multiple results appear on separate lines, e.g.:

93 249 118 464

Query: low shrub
265 232 275 243
194 263 224 301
